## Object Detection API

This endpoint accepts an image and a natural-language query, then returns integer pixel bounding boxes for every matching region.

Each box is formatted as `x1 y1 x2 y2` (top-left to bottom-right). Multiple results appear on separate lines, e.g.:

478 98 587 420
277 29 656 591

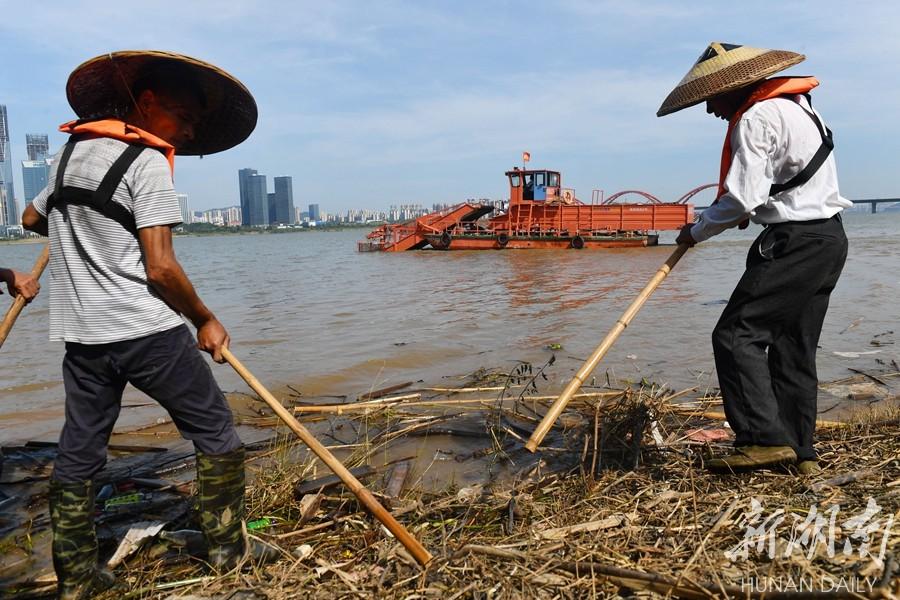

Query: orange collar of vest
717 76 820 199
58 119 176 176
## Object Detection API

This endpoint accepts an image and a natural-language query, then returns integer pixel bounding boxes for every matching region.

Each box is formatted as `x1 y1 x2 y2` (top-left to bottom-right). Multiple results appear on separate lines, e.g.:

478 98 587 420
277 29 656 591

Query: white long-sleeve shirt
691 95 852 243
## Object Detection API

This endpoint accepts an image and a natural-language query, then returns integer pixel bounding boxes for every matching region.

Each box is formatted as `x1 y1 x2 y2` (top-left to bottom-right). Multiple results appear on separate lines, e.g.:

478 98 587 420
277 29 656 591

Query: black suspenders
46 139 147 238
768 94 835 197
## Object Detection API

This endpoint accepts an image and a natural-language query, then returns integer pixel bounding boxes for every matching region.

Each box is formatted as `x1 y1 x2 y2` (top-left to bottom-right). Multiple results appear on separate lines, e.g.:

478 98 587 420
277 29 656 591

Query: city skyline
189 198 505 227
239 170 302 226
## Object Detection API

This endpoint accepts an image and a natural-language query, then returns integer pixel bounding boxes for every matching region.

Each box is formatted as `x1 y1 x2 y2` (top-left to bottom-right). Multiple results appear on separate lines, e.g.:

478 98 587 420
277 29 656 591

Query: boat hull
423 233 658 250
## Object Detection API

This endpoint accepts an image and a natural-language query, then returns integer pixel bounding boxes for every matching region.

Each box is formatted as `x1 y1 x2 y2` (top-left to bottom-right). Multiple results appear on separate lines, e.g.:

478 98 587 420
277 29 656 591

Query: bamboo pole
293 390 625 415
526 244 689 452
0 244 49 350
669 407 850 430
220 347 432 566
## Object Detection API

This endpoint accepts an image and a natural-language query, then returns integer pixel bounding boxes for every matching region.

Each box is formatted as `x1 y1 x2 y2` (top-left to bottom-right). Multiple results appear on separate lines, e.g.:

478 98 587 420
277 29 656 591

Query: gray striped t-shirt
32 137 185 344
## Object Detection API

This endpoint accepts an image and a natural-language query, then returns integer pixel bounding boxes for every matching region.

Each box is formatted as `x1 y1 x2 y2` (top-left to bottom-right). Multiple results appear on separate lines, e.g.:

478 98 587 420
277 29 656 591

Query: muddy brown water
1 213 897 450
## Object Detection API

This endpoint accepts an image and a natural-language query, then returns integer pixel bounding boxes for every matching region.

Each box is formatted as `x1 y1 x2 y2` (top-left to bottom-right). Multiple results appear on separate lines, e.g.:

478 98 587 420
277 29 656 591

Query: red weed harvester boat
359 168 702 252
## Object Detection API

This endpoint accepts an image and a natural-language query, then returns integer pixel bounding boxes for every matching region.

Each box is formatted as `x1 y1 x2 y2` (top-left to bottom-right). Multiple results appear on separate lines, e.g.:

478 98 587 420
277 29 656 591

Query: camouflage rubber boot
197 447 247 571
49 479 115 600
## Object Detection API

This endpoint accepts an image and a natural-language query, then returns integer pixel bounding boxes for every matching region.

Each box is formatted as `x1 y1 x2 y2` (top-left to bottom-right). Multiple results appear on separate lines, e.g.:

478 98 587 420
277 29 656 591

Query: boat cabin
506 168 561 203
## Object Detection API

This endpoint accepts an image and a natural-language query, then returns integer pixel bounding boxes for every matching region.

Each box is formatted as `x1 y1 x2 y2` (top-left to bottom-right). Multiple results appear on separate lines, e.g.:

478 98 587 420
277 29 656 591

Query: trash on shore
834 350 881 358
1 365 898 599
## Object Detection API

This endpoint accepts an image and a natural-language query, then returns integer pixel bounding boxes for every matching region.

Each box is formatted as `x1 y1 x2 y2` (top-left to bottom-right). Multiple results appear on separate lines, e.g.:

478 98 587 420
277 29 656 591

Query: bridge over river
848 198 899 213
695 198 898 213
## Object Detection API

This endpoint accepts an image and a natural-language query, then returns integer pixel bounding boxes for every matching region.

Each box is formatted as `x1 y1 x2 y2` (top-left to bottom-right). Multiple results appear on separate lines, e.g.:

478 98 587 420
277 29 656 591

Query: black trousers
712 214 847 461
53 324 243 483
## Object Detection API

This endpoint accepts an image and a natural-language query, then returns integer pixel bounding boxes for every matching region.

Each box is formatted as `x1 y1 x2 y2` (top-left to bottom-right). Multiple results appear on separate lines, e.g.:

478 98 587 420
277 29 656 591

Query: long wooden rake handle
221 347 433 566
0 244 50 350
525 244 690 452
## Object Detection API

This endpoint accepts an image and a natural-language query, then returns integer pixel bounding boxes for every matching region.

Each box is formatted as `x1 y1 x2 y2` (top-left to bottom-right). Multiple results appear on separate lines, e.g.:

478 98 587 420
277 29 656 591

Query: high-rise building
195 205 242 227
176 193 191 225
245 174 268 226
225 206 242 226
239 168 269 227
0 106 17 225
23 134 52 204
267 192 276 224
22 159 51 203
308 203 321 222
26 134 49 161
272 176 294 224
238 167 257 227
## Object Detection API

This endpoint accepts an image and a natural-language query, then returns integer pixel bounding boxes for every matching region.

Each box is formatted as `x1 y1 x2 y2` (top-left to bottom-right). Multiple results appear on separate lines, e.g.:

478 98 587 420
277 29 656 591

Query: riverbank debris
1 365 898 598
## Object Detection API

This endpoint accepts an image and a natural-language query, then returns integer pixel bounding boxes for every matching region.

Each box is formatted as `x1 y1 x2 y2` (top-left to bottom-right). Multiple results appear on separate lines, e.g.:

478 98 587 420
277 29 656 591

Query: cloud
263 66 711 164
2 0 897 209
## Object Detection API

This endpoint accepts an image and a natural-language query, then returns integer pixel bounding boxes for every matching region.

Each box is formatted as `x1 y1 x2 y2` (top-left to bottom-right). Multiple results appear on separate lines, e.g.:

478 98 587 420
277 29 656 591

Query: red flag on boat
522 151 530 163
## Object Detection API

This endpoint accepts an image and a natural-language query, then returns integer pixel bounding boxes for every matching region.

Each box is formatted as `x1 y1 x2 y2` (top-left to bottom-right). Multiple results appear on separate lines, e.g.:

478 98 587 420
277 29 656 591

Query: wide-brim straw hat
657 42 805 117
66 50 257 155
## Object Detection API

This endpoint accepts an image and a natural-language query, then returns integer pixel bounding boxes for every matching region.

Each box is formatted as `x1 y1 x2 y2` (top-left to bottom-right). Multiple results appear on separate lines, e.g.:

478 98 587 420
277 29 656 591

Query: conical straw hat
66 50 257 156
657 42 804 117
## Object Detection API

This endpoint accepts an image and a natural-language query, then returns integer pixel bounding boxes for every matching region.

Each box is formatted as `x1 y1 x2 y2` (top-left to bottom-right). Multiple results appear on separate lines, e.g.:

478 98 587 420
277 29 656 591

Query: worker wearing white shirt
659 42 849 474
690 95 851 241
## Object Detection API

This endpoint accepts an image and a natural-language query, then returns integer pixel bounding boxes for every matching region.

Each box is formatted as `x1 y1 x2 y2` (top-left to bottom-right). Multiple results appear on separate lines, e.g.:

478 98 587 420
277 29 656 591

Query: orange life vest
718 76 820 198
713 76 819 228
58 119 176 176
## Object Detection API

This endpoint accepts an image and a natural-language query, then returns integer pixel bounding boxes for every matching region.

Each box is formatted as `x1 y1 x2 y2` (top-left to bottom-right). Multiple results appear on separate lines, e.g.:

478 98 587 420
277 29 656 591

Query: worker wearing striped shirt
23 52 261 599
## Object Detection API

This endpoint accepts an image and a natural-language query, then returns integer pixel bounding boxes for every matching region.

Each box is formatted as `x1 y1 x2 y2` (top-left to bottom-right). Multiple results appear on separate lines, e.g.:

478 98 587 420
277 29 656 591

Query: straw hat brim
657 50 805 117
66 50 257 156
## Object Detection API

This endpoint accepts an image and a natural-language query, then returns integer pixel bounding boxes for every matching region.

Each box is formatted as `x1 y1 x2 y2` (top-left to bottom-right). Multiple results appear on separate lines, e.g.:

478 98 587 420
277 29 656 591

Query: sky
2 0 899 213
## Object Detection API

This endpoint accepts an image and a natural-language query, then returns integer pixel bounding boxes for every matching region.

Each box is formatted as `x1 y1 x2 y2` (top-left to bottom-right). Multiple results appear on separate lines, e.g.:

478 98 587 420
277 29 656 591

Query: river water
1 212 897 445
